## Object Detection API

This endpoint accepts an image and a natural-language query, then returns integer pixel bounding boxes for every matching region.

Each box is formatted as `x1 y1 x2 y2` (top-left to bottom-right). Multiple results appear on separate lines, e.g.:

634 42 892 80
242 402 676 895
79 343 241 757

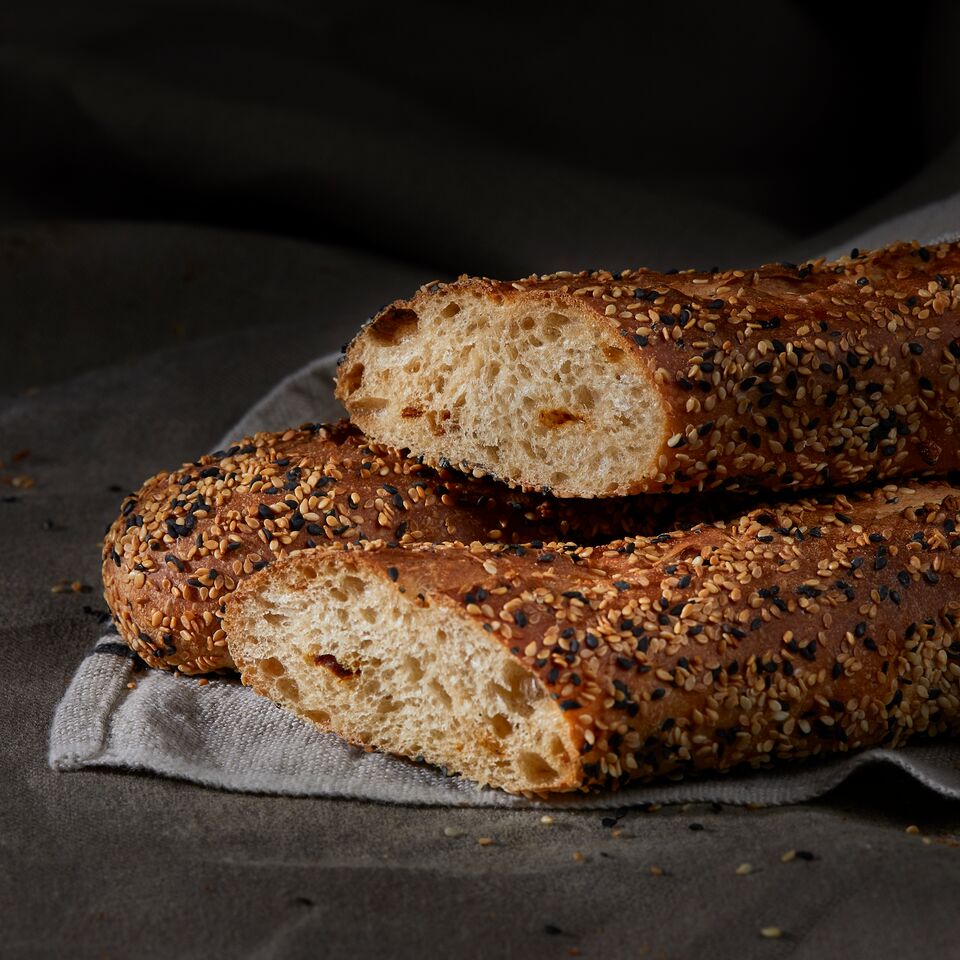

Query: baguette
103 421 738 674
225 482 960 795
337 239 960 498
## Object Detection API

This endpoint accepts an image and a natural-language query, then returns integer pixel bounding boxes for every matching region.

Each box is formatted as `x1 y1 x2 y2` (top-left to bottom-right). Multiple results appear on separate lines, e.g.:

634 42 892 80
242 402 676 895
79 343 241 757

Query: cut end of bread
337 290 664 496
225 554 582 795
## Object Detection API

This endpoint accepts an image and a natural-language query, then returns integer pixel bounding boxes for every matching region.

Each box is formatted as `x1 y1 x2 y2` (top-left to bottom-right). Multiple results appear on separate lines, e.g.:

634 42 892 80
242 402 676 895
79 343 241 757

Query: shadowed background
4 1 960 391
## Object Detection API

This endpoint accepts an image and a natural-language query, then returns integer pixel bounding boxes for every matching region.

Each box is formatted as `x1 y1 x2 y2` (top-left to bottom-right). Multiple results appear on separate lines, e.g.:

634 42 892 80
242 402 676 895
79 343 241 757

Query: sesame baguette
337 239 960 498
103 421 740 674
225 482 960 795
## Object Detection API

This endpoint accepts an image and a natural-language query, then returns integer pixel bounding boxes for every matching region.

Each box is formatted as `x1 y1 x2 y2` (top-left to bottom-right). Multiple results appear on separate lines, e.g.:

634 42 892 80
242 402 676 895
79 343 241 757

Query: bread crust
102 421 738 674
226 551 585 793
338 239 960 497
230 481 960 792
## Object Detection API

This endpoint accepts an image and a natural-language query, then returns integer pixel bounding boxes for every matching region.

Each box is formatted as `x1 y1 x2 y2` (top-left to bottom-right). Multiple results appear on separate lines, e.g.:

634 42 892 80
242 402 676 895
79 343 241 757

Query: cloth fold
50 349 960 807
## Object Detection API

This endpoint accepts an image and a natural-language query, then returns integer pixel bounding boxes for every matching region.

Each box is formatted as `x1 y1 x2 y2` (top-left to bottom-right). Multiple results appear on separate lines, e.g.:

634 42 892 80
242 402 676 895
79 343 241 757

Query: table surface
4 223 960 960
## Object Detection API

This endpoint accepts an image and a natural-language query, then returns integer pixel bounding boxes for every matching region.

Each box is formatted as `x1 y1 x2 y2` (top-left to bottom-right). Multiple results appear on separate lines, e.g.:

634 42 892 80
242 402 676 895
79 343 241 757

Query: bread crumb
51 579 91 594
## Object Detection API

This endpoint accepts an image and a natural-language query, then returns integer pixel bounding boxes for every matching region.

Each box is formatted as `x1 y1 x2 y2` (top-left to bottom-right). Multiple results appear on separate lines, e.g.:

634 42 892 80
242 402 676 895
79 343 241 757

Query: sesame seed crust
249 480 960 792
102 421 739 674
339 240 960 497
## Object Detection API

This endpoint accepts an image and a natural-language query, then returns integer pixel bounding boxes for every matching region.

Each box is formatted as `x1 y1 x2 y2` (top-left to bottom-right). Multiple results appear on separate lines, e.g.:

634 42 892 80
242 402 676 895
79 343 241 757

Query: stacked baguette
338 240 960 497
104 239 960 795
226 483 960 794
104 421 737 673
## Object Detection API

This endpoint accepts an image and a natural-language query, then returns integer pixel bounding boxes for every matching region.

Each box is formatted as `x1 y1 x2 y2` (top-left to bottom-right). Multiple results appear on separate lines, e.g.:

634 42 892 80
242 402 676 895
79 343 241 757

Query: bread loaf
337 239 960 498
225 481 960 795
103 421 738 674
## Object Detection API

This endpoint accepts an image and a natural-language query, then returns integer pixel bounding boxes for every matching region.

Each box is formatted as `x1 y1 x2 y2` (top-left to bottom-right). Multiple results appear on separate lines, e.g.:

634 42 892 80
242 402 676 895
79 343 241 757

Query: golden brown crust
339 239 960 496
294 481 960 790
102 421 743 674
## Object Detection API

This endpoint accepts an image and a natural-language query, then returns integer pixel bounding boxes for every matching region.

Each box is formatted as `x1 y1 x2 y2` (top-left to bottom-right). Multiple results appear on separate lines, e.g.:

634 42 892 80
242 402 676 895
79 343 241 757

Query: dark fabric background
6 1 960 394
3 4 960 957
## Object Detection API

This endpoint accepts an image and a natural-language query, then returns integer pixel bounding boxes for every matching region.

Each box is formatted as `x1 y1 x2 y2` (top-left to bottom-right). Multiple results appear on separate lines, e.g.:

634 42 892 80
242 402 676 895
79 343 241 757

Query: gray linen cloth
51 226 960 808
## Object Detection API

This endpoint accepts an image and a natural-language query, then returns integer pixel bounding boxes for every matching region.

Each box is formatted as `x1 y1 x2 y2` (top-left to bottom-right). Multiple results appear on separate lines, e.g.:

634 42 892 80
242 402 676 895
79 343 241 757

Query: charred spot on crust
920 440 942 466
